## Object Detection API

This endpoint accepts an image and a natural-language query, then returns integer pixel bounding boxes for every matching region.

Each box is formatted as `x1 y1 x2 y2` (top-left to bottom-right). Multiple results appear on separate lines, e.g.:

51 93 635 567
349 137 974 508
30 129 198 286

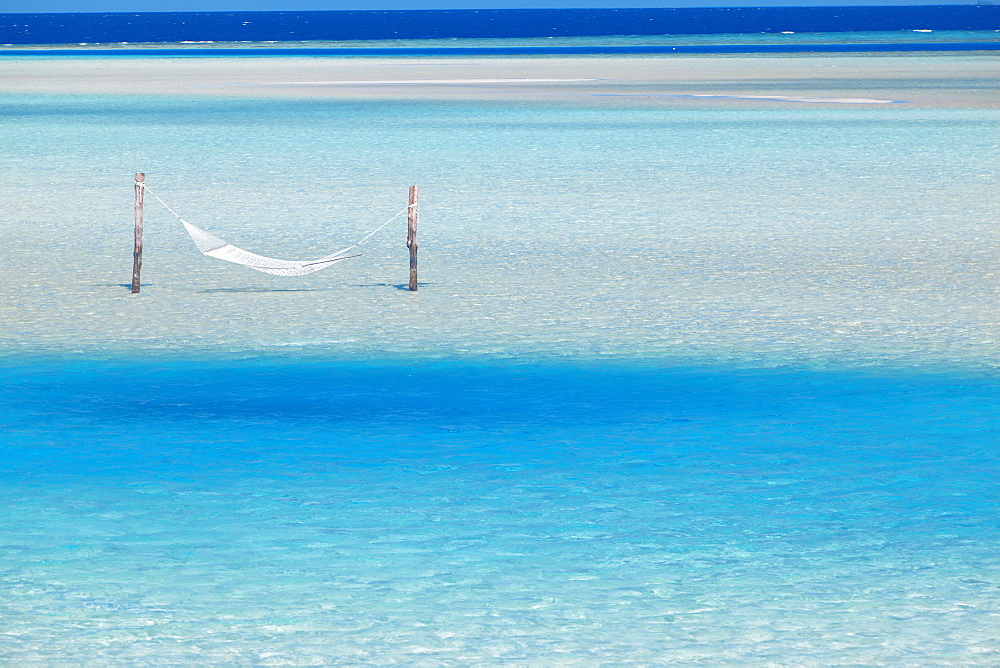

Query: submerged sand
1 53 998 108
1 52 998 364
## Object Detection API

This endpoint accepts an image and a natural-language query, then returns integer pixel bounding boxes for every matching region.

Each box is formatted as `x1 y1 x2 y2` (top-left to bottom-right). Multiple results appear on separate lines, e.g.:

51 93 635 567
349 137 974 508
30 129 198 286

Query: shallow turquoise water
2 89 998 365
1 56 999 662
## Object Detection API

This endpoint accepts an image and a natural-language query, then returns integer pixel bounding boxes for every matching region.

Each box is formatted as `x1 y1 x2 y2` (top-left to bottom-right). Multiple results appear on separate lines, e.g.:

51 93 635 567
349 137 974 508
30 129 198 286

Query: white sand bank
1 54 998 107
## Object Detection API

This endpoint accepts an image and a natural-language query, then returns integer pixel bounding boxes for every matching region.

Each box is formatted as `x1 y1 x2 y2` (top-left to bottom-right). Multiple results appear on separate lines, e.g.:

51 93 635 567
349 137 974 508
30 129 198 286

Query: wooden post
407 185 419 291
131 172 144 294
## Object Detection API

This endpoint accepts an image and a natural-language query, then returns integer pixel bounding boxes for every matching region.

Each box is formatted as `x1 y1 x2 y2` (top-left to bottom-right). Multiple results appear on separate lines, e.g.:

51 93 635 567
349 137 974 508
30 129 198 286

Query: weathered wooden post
407 185 419 291
131 172 145 294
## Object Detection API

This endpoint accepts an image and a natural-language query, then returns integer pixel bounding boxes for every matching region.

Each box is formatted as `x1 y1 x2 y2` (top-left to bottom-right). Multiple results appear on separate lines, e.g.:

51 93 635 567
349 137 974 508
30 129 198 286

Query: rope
141 183 189 224
323 204 410 259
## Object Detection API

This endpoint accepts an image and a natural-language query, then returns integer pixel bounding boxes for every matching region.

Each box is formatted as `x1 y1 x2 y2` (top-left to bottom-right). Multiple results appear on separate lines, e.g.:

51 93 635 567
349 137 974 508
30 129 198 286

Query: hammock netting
180 220 358 276
143 184 407 277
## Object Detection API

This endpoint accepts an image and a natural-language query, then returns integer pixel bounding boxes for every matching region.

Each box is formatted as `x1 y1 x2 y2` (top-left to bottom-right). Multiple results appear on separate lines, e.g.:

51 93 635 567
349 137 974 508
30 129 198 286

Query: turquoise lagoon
1 54 999 663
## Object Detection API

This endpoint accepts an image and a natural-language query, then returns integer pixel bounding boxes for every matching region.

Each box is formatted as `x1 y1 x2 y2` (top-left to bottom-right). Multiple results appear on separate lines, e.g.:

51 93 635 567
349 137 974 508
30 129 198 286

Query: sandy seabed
1 51 998 364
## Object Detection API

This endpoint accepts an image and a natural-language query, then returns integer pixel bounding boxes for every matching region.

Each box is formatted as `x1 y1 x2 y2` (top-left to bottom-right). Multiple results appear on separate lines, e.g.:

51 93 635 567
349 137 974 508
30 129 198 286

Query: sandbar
1 53 997 107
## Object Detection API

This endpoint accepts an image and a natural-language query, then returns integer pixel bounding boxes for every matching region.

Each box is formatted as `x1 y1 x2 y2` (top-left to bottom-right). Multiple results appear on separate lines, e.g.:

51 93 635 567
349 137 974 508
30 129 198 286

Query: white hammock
145 185 407 277
179 219 361 276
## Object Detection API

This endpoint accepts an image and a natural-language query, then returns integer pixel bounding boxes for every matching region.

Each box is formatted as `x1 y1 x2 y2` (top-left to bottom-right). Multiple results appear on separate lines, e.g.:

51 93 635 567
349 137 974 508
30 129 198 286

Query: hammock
144 184 408 277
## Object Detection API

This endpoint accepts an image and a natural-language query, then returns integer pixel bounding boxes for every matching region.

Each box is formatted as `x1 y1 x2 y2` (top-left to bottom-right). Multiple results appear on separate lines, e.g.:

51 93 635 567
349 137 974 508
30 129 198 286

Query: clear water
2 89 997 364
2 359 998 663
57 30 1000 49
1 55 999 663
5 30 999 53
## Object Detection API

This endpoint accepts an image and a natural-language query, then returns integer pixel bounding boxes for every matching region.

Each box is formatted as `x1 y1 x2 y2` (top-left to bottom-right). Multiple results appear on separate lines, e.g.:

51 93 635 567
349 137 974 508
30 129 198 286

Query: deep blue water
4 358 998 552
4 358 998 477
2 7 999 45
2 357 995 464
3 42 999 57
2 357 998 660
3 357 998 537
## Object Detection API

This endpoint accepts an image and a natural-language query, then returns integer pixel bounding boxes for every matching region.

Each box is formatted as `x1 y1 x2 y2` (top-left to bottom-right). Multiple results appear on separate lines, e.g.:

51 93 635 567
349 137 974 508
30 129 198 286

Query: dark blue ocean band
2 43 1000 57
